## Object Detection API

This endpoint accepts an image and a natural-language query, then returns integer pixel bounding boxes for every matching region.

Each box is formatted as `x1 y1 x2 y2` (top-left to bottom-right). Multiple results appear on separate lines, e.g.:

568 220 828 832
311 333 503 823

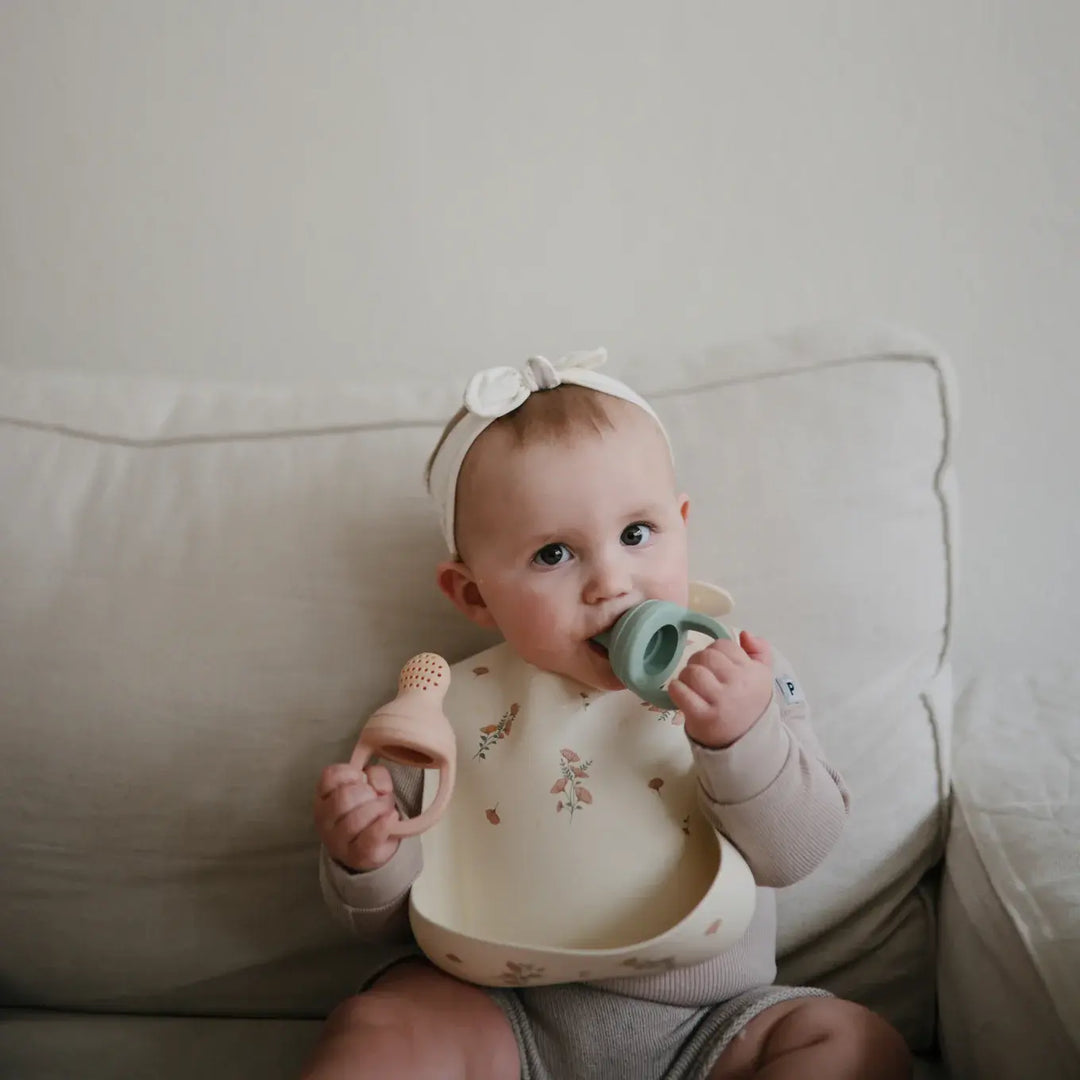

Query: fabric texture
488 982 832 1080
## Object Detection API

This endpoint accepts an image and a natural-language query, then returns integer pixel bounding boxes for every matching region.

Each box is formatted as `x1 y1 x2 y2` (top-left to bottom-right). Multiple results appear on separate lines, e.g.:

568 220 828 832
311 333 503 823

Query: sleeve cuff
320 836 423 911
690 700 792 804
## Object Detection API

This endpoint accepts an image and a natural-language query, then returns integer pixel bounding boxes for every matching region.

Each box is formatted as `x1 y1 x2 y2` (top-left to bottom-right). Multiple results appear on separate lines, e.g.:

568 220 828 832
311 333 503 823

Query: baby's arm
316 758 425 941
672 635 849 887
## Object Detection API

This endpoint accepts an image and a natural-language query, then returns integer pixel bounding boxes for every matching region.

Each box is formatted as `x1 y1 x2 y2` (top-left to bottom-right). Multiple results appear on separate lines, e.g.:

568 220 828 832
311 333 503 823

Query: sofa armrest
937 671 1080 1079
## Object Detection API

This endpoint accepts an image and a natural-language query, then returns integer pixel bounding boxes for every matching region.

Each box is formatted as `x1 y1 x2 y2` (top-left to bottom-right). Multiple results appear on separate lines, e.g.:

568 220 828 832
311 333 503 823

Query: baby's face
452 403 690 692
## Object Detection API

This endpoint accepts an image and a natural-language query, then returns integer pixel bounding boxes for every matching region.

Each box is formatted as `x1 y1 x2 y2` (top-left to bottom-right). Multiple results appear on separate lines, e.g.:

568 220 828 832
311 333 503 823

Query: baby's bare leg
708 996 911 1080
301 961 520 1080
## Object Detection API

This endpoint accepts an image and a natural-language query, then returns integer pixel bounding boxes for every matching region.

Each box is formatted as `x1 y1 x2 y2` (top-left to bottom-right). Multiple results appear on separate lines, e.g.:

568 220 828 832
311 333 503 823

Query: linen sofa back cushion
0 327 954 1048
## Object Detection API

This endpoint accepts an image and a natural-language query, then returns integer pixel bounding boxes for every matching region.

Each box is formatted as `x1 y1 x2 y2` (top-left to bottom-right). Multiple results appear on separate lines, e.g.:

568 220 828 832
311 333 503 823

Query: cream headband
428 348 672 555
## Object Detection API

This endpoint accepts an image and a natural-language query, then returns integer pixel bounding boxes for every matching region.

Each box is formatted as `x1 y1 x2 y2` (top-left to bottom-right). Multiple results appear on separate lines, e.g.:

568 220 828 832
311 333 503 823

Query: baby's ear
436 560 497 628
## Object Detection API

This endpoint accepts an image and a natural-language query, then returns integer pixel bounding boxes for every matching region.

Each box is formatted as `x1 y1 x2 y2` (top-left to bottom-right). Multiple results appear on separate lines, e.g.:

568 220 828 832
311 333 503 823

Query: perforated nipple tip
398 652 451 693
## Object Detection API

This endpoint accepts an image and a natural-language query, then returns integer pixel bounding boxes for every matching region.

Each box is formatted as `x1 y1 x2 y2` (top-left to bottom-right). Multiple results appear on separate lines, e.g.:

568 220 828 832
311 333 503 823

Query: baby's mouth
588 612 627 659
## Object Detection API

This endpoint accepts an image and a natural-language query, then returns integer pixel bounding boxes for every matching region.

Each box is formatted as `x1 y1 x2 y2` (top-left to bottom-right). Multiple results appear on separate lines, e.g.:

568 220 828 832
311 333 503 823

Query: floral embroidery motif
485 804 501 825
641 702 682 725
499 960 546 985
620 956 677 973
648 777 664 794
552 748 593 820
639 699 682 725
473 703 519 760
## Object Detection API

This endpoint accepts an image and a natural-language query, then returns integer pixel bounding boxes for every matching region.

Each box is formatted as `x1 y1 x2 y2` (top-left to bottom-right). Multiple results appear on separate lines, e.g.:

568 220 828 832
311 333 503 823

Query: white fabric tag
775 674 805 706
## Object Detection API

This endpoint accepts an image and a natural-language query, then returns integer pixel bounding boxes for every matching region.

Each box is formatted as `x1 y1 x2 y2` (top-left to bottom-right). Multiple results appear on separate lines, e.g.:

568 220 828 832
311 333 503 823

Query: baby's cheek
658 570 690 606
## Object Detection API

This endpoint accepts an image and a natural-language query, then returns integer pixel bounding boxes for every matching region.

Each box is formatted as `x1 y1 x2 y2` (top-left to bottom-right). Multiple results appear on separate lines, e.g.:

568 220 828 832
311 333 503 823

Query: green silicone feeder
592 600 733 709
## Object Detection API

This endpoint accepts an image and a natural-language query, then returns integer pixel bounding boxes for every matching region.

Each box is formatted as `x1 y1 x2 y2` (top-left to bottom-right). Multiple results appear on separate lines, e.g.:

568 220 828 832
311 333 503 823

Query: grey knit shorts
486 981 833 1080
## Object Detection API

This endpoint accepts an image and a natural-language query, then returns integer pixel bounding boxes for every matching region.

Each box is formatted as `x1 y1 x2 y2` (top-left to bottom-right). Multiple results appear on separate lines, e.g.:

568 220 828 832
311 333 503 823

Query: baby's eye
533 542 572 567
621 522 653 547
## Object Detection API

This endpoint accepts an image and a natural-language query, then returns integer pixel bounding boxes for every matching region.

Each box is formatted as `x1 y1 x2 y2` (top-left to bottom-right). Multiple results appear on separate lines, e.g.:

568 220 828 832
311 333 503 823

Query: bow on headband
463 348 609 419
428 347 671 555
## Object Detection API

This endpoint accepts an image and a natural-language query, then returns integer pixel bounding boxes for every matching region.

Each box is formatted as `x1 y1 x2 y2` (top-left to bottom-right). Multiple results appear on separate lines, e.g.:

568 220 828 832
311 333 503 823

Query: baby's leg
707 996 911 1080
301 960 520 1080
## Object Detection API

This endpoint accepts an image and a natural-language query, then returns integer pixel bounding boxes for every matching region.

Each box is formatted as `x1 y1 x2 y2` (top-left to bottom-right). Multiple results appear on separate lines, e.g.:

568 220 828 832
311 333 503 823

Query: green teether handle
680 612 733 642
645 611 733 710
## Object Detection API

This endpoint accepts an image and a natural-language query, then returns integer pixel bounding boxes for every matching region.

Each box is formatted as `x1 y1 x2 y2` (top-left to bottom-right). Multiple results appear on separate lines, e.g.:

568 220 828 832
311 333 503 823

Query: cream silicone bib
409 625 757 988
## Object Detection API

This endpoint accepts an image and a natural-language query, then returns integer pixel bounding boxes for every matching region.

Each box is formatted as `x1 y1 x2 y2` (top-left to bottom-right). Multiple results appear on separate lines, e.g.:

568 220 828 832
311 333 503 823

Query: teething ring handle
646 611 734 710
679 613 733 642
350 730 456 838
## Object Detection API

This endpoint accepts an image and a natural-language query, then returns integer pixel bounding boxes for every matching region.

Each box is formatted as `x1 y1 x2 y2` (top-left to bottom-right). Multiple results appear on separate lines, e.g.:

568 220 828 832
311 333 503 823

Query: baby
304 352 911 1080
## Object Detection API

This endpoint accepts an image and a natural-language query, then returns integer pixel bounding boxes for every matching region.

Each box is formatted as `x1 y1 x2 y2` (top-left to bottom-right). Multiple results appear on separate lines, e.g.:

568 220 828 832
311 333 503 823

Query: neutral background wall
2 1 1077 686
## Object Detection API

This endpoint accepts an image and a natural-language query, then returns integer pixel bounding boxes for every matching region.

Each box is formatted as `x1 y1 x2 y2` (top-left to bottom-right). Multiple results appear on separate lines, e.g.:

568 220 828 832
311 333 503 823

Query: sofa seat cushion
0 1011 321 1080
0 1010 952 1080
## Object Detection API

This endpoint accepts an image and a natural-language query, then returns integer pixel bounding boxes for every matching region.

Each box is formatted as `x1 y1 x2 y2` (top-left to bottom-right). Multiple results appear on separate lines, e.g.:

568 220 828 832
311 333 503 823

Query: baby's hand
668 630 774 749
314 763 401 872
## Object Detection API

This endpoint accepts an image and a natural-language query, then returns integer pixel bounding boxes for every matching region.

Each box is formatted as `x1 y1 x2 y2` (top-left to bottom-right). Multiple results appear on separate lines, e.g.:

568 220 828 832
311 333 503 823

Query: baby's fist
314 763 401 872
668 630 774 748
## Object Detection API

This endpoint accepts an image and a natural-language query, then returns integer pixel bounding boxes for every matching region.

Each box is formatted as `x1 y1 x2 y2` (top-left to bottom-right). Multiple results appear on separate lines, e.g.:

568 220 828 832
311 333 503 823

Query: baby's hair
424 384 617 488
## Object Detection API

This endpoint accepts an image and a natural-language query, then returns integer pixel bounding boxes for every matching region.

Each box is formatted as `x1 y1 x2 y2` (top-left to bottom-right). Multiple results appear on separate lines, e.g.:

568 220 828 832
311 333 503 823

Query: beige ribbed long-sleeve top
320 644 849 1006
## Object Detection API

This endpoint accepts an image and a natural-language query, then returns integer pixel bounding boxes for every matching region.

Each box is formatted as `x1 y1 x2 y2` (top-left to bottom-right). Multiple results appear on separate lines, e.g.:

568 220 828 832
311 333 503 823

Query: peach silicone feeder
350 653 456 837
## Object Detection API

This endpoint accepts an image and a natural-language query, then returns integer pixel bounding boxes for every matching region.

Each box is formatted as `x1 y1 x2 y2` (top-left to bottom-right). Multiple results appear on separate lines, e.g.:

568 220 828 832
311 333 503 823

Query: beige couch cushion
0 1012 321 1080
0 325 955 1049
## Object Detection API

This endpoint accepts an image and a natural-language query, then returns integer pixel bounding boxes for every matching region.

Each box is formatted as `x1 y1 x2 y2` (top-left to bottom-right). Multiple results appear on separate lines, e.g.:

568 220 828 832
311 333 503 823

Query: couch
2 325 1077 1079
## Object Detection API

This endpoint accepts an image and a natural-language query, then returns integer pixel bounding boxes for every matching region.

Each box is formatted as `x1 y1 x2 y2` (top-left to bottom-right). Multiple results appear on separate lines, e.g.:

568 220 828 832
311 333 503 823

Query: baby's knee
774 998 911 1078
322 990 400 1039
320 963 519 1080
324 972 448 1047
312 989 418 1069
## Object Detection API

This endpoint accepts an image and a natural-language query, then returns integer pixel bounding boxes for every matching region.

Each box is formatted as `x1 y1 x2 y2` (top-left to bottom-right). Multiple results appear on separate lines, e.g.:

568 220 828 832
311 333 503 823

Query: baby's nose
583 553 632 604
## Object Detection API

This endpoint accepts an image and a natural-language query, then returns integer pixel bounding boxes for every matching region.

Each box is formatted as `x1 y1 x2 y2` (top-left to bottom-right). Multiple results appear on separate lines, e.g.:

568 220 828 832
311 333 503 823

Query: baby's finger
688 642 744 682
325 780 382 828
739 630 773 666
708 637 753 664
317 763 365 800
667 672 713 721
314 783 372 840
364 764 395 797
345 805 400 863
678 655 731 701
337 791 397 841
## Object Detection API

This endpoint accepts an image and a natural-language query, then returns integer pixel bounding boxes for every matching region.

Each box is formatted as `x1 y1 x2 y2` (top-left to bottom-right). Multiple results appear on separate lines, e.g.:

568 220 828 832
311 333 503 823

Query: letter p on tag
775 675 805 705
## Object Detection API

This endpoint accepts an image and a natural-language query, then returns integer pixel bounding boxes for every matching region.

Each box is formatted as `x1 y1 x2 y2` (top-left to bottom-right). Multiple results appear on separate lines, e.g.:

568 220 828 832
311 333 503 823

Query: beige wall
2 1 1077 682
